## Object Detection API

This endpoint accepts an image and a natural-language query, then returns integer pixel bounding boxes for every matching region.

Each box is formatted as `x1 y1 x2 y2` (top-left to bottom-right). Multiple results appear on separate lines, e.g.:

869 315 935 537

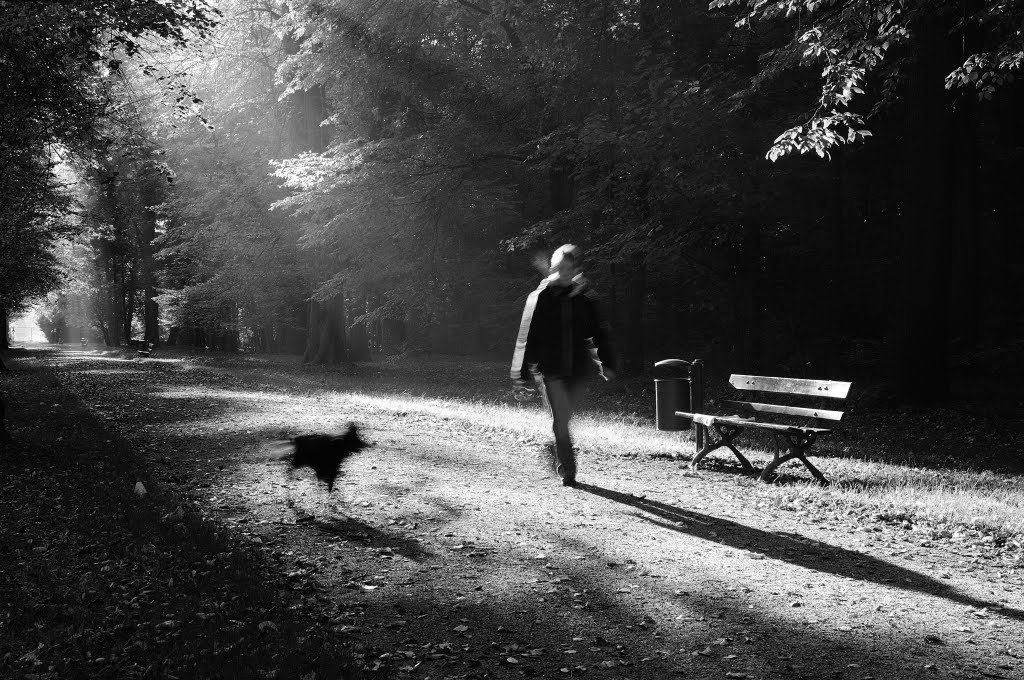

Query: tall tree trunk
349 320 371 361
382 317 405 353
734 217 763 374
607 261 618 350
303 296 349 365
263 326 273 352
951 6 982 352
279 303 307 354
107 279 121 346
121 286 133 344
826 148 847 378
890 18 956 401
404 306 428 352
139 202 160 345
622 256 646 374
549 160 575 214
216 301 238 351
348 297 372 361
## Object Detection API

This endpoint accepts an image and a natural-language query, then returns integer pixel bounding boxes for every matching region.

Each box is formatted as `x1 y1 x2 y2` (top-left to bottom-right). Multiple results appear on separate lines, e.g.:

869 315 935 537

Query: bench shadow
575 482 1024 623
684 447 1024 492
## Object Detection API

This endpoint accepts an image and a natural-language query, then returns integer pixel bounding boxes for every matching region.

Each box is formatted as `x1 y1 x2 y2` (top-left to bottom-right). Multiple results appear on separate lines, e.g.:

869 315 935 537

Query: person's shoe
555 462 576 486
541 443 559 475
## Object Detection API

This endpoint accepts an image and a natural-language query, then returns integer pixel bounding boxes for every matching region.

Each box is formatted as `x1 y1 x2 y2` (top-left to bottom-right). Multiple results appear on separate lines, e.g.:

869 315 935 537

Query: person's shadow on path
575 482 1023 622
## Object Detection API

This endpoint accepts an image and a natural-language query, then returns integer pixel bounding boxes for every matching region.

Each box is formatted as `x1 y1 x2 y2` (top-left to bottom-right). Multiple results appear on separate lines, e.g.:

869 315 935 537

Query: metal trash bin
653 359 705 452
655 376 691 431
654 359 694 431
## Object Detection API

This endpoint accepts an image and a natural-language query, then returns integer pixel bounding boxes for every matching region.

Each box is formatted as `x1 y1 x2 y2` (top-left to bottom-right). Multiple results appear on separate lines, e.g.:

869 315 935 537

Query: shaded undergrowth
0 355 370 680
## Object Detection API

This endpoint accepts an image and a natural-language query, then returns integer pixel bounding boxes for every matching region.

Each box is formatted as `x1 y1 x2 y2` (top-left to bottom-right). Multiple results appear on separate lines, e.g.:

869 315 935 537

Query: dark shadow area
576 482 1024 622
0 355 372 679
327 525 1007 680
304 515 429 562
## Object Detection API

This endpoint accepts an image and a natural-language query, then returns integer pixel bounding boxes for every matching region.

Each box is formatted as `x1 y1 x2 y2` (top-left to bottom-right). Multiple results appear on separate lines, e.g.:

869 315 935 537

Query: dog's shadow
290 512 430 562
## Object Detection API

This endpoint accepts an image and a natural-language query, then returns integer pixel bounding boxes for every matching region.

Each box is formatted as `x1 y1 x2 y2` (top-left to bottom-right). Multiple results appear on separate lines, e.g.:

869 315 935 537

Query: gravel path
17 347 1024 679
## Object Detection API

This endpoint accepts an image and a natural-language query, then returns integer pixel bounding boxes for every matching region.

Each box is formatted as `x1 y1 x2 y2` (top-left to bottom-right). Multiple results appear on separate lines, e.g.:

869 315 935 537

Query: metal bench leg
798 455 829 486
690 441 727 468
758 432 828 485
690 424 753 471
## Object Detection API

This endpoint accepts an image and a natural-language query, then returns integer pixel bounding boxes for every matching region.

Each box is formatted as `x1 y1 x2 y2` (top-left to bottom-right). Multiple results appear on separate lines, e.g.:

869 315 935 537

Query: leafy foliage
712 0 1024 160
0 0 219 317
151 0 315 350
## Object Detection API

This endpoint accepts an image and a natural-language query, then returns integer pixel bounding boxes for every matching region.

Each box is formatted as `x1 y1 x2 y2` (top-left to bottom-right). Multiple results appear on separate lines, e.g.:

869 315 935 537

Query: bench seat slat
719 400 844 421
729 374 851 399
676 412 832 435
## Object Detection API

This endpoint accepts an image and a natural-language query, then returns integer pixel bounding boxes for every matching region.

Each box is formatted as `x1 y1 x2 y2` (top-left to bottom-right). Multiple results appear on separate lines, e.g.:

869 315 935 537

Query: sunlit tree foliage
0 0 218 346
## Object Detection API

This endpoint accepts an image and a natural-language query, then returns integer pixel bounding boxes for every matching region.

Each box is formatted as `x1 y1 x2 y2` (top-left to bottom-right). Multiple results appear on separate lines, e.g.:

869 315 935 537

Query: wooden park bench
137 342 155 358
678 374 852 485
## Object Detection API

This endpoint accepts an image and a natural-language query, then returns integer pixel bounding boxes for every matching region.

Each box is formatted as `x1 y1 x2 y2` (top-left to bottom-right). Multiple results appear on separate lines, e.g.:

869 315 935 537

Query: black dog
282 424 368 492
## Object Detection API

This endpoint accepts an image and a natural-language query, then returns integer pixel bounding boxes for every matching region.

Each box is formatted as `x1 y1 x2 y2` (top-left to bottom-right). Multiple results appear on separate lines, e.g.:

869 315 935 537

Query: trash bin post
690 359 705 450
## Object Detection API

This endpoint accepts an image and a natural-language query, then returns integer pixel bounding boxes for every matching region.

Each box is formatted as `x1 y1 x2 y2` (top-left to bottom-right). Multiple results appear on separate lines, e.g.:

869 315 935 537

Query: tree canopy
11 0 1024 401
0 0 218 344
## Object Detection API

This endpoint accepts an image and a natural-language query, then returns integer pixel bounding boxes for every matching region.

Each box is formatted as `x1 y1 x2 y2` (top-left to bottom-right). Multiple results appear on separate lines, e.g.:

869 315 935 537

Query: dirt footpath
27 349 1024 678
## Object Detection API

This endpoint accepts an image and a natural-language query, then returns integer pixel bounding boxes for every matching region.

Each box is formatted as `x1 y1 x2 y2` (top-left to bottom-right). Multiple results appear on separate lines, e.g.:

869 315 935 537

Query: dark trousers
540 376 587 480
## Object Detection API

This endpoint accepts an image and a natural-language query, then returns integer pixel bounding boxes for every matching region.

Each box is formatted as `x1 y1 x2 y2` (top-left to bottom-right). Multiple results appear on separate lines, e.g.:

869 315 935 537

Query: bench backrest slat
729 374 851 399
720 400 845 421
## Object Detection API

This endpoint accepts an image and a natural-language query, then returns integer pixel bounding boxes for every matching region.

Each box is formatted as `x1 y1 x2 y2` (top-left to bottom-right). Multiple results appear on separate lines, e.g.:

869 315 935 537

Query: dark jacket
511 274 616 382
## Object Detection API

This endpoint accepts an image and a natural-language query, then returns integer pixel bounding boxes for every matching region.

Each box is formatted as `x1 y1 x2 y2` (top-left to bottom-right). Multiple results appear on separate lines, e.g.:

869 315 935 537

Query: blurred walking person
511 244 616 486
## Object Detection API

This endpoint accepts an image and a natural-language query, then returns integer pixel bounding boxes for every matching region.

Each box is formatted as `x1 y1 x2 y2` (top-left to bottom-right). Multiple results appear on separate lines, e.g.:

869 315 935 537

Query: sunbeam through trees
5 0 1024 396
4 3 1024 678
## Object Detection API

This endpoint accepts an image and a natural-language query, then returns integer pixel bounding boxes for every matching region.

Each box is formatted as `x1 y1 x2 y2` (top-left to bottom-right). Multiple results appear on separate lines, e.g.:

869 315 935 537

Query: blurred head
549 244 580 285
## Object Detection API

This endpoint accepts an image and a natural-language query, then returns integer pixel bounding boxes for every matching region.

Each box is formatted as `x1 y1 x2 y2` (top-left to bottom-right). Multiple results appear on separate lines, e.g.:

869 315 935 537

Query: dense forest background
4 0 1024 403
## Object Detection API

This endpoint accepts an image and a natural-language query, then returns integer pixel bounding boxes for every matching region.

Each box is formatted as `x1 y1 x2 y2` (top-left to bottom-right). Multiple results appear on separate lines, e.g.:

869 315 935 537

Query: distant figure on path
511 244 616 486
